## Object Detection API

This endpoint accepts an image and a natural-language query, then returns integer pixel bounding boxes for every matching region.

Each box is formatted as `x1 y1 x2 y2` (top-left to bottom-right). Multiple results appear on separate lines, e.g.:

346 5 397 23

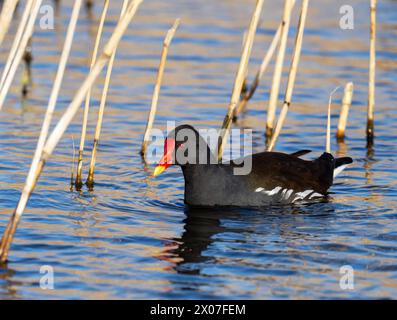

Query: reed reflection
0 264 19 299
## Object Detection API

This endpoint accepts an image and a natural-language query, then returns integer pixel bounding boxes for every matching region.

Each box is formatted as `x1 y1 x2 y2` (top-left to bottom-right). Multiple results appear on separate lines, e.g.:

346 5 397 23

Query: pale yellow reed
86 0 131 186
217 0 264 161
267 0 309 151
141 18 180 160
336 82 353 140
367 0 376 143
234 0 297 119
0 0 19 47
0 0 39 110
76 0 110 188
266 0 293 137
0 0 143 263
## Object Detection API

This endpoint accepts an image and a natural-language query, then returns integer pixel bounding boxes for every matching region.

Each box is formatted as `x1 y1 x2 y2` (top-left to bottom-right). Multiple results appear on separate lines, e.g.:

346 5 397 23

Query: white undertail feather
333 164 349 178
309 192 323 199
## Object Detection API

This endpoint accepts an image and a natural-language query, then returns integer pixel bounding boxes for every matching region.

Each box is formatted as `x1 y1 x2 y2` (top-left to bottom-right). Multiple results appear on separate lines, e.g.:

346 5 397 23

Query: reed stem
0 0 42 110
86 0 131 188
86 0 94 10
326 92 332 154
71 136 76 191
233 0 297 120
265 0 293 138
0 0 19 47
0 0 34 95
267 0 309 151
336 82 353 141
325 87 339 154
0 0 82 260
140 18 180 160
240 31 248 98
217 0 264 161
0 0 143 264
367 0 376 144
22 37 33 97
75 0 109 189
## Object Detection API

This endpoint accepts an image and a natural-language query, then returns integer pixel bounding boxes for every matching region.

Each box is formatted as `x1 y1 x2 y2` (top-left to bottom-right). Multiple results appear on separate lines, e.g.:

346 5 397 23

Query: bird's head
153 124 206 177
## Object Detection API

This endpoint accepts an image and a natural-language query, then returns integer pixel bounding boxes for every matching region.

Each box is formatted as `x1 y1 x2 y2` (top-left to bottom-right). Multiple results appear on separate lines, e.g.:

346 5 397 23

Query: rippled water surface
0 0 397 299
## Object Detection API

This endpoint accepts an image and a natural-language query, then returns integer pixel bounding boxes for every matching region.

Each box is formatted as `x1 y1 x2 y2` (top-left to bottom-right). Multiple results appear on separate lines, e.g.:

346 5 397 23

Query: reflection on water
0 265 18 299
167 205 330 275
171 208 235 274
0 0 397 299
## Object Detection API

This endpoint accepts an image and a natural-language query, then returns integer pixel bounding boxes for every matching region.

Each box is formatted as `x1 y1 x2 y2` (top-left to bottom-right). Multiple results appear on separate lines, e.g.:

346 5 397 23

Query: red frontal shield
153 138 176 177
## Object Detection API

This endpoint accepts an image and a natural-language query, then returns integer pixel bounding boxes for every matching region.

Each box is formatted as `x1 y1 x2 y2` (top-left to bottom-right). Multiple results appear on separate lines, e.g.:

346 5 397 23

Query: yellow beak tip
153 165 166 177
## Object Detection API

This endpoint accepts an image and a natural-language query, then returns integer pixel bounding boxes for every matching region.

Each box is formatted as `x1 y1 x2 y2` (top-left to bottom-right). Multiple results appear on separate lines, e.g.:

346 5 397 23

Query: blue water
0 0 397 299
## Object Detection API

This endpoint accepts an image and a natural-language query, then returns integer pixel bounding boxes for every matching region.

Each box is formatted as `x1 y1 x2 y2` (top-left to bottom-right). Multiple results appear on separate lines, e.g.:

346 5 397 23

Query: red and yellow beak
153 138 176 177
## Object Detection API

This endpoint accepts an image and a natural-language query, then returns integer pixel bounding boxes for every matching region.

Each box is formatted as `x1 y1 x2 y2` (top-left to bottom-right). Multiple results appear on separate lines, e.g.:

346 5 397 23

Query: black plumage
154 125 353 207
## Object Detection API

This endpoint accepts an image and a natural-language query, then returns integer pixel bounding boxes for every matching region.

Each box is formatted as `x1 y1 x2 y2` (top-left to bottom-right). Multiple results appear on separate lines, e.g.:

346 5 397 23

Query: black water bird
153 125 352 206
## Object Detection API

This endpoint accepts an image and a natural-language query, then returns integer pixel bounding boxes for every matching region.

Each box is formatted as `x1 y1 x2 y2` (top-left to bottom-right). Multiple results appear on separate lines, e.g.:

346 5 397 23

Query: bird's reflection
169 208 232 274
160 204 329 275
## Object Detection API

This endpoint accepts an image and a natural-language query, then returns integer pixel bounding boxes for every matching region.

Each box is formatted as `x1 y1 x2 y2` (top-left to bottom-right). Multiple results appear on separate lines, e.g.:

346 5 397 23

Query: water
0 0 397 299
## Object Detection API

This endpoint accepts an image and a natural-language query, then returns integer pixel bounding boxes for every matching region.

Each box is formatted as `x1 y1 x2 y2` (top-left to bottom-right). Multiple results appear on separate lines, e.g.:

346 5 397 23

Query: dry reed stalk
75 0 110 189
233 0 297 120
326 92 332 153
326 87 339 154
71 136 76 190
0 0 34 91
25 0 81 189
140 18 180 160
265 0 293 138
0 0 19 47
234 24 280 120
22 37 33 97
336 82 353 141
0 0 143 263
367 0 376 144
86 0 131 187
217 0 264 161
0 0 82 263
240 31 248 97
86 0 94 10
0 0 42 110
267 0 309 152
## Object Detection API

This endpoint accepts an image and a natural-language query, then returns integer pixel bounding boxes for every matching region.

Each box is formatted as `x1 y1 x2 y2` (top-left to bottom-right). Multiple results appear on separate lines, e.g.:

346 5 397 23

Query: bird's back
181 151 335 206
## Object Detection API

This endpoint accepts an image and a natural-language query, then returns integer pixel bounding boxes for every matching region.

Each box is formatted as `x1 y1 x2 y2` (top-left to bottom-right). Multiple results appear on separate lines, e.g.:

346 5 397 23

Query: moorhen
153 124 353 206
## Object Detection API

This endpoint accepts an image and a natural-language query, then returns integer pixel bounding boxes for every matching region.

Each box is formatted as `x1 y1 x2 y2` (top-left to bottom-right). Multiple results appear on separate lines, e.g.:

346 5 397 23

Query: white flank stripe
292 190 313 203
284 189 294 200
300 189 313 198
264 186 282 196
254 186 283 196
254 186 324 202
